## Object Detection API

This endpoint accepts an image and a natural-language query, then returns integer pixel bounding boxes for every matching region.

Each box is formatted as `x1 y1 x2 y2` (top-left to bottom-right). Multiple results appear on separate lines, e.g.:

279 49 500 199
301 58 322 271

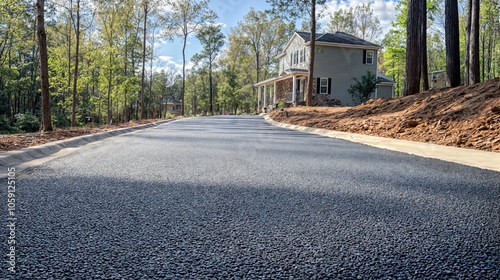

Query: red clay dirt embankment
269 78 500 153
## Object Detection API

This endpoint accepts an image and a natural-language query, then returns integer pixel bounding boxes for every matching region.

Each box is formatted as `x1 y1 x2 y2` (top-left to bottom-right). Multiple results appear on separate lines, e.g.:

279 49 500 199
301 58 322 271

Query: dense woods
1 0 499 133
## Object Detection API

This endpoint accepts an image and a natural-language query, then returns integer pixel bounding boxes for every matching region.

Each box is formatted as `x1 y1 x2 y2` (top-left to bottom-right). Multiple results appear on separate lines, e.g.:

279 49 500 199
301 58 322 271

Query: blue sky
154 0 401 75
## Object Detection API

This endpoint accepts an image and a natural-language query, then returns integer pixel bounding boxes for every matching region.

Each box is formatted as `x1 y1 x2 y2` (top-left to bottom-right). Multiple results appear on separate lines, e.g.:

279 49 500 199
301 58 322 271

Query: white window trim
319 77 328 95
299 49 304 64
366 50 374 65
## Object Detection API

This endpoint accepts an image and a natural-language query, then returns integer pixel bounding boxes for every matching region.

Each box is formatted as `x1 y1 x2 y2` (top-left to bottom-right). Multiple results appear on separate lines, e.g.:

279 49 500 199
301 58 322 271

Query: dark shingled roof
162 95 182 105
377 72 397 84
296 31 380 48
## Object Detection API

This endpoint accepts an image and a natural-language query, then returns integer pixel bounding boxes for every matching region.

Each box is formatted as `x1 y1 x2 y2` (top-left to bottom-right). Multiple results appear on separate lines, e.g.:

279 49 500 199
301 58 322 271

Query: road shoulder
263 114 500 173
0 119 178 177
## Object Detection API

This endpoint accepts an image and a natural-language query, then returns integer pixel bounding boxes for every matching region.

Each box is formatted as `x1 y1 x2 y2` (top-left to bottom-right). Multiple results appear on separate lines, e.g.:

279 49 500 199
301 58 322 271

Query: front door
296 79 304 102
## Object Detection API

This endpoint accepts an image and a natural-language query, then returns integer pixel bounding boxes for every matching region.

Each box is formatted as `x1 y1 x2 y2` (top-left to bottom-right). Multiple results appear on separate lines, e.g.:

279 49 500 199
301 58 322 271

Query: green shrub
0 115 20 134
52 112 69 129
165 112 173 119
277 98 287 109
15 113 40 132
348 71 382 105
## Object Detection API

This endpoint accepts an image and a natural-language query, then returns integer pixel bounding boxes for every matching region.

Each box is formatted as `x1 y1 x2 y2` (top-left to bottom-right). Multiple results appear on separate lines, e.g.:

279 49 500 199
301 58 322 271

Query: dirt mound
269 78 500 153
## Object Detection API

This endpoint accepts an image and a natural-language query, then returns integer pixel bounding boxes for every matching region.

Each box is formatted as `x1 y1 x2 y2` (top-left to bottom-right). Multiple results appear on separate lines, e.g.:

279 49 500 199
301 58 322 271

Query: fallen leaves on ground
0 118 172 152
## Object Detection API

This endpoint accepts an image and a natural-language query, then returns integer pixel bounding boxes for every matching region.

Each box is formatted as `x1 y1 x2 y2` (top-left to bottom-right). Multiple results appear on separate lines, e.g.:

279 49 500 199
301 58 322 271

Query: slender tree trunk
124 33 128 122
209 59 213 115
464 0 471 85
469 0 480 84
445 0 460 87
65 17 71 116
481 32 485 82
181 32 187 115
420 0 429 91
149 42 154 118
404 0 421 95
108 52 112 123
488 29 495 80
140 6 148 119
306 0 316 106
71 0 80 127
36 0 53 131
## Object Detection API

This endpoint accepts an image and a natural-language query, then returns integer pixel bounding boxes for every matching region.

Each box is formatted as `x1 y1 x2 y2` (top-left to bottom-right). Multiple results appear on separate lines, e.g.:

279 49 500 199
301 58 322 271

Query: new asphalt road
2 116 499 279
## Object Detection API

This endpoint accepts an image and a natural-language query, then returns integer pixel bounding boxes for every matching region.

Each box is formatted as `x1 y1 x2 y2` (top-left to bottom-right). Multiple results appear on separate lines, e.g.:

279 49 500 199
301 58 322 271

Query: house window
290 53 293 67
293 51 298 66
299 49 304 63
320 78 328 94
366 50 374 65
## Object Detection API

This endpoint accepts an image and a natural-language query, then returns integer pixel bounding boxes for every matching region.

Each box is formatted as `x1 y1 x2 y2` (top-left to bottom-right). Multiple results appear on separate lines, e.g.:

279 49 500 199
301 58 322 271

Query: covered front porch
254 69 309 110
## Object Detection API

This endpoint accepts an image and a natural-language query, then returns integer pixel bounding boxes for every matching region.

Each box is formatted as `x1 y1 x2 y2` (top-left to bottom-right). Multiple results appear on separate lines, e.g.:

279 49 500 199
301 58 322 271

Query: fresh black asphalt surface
2 115 499 279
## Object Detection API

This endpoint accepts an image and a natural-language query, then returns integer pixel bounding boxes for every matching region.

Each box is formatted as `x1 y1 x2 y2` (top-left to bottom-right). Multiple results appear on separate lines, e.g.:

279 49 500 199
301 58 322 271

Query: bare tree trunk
464 0 472 85
420 0 429 91
469 0 480 84
66 6 72 117
306 0 316 106
209 59 213 115
71 0 80 127
481 32 485 82
108 52 112 123
404 0 421 95
36 0 53 131
445 0 460 87
181 32 187 115
140 5 148 119
124 33 128 122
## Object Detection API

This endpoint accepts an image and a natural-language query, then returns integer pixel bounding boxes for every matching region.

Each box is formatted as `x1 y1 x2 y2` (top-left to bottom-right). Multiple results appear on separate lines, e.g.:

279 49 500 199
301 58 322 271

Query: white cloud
153 56 194 76
319 0 399 40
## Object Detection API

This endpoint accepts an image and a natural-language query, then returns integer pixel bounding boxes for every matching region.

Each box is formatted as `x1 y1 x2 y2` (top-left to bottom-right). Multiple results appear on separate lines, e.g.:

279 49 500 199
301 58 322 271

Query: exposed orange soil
0 118 172 152
269 78 500 153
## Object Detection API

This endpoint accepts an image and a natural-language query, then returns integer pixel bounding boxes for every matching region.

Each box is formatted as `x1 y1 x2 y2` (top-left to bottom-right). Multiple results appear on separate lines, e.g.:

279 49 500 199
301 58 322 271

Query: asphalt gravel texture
1 115 499 279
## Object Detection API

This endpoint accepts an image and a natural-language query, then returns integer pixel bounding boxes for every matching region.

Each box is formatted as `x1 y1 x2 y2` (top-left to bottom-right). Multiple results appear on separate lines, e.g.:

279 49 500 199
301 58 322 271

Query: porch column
292 75 297 103
273 81 276 104
264 84 267 107
258 86 261 109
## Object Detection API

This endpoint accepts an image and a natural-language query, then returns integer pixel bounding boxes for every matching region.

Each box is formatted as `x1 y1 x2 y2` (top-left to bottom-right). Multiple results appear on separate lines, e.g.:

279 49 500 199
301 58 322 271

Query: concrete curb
262 114 500 173
0 119 176 168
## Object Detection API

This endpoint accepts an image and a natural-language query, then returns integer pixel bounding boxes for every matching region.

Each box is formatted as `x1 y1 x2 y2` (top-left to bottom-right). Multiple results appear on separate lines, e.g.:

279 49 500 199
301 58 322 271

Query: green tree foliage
382 47 406 96
14 113 40 132
161 0 217 116
217 70 241 115
194 24 225 115
348 71 381 104
325 3 381 41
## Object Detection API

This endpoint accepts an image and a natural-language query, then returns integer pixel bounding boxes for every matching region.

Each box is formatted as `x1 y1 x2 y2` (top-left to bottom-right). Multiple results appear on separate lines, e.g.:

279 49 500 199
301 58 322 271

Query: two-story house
255 31 396 108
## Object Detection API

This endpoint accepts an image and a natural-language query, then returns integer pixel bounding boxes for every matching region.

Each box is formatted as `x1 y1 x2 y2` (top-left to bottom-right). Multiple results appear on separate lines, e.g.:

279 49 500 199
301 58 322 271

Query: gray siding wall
280 35 309 72
314 46 378 106
376 85 394 98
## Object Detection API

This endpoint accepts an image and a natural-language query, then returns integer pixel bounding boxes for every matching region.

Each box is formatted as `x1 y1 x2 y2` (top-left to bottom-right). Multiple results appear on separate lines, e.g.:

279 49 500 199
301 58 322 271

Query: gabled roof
297 31 380 48
377 72 397 84
277 31 380 59
295 32 324 42
161 95 182 105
